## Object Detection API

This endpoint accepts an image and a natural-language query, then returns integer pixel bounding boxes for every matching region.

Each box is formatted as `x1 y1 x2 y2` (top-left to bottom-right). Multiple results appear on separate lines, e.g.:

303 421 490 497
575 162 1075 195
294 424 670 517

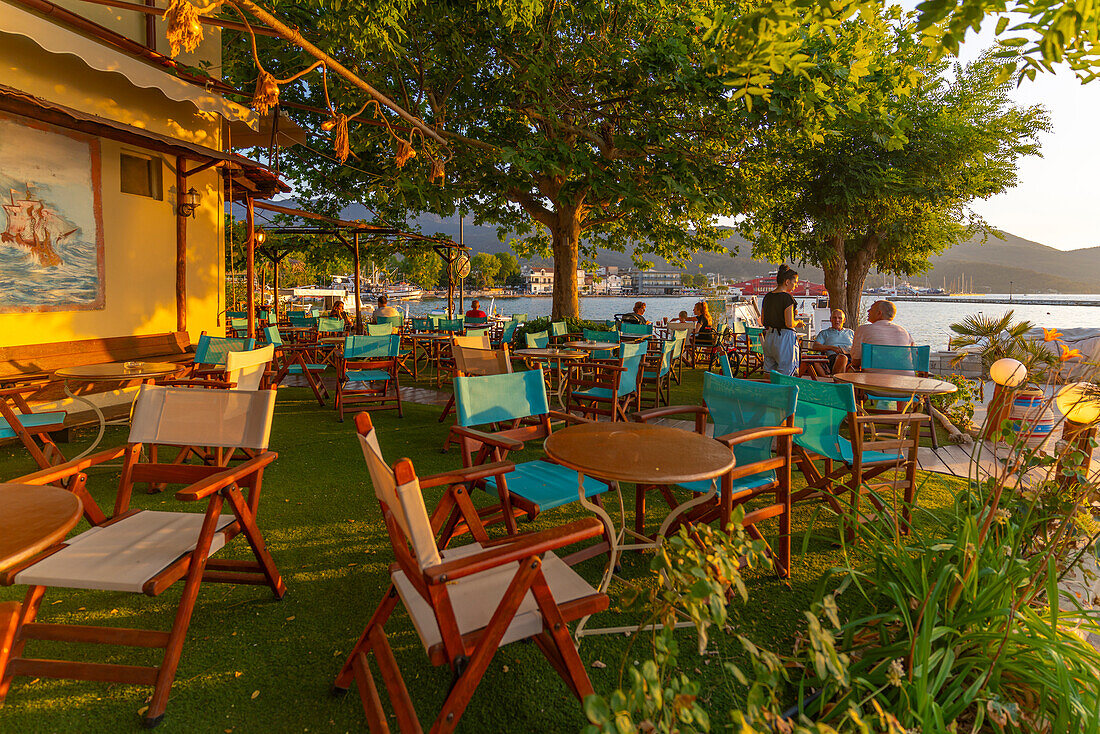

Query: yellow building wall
0 27 229 348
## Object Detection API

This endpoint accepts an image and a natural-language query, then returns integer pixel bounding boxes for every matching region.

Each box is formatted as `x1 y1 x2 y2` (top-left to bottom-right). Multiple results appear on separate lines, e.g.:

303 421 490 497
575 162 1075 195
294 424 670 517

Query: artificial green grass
0 368 965 732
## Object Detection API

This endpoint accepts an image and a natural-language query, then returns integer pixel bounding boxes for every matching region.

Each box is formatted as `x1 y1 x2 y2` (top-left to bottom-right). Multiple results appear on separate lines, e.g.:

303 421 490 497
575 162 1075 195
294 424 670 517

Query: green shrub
930 373 980 429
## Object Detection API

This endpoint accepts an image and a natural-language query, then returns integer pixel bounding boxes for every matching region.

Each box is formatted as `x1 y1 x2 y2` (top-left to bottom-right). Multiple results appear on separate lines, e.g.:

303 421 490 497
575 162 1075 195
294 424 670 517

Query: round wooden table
565 340 620 353
54 362 185 461
0 484 82 571
544 422 735 638
832 372 957 398
545 422 734 485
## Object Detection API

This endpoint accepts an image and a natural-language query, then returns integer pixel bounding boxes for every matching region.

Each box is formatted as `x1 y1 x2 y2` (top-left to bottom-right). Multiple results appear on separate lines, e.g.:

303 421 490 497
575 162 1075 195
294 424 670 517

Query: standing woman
761 265 803 376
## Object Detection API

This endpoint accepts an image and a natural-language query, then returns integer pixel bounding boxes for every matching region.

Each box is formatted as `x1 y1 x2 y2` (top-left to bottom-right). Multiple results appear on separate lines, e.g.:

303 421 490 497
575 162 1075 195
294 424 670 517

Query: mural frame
0 110 105 313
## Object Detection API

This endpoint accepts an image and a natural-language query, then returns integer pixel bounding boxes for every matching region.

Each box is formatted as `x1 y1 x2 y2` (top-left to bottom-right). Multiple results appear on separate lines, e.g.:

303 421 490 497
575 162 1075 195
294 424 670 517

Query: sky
909 7 1100 252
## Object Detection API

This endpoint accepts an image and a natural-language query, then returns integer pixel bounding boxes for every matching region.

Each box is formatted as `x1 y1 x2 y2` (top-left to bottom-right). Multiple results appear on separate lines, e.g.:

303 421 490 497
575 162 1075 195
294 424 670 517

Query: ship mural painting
0 113 105 313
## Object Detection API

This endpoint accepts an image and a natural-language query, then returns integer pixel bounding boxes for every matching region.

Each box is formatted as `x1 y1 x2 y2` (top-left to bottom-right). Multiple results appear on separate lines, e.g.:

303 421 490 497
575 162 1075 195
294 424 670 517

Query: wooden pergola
249 201 467 335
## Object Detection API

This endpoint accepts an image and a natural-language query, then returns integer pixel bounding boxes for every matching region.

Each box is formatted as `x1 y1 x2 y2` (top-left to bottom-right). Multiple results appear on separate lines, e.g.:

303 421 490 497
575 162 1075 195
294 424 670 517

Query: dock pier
882 295 1100 307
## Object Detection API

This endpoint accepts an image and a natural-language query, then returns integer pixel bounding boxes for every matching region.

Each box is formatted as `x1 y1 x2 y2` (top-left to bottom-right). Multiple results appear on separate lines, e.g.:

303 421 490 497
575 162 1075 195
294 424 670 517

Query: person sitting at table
328 300 353 328
811 309 854 376
620 301 648 325
851 300 916 373
465 300 487 319
687 301 714 344
374 295 401 323
671 310 690 323
761 264 803 376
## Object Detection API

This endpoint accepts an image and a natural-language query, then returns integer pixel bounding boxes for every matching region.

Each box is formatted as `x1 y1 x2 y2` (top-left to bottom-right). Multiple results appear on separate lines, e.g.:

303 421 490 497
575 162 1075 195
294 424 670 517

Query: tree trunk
822 232 846 313
844 231 881 327
550 206 582 319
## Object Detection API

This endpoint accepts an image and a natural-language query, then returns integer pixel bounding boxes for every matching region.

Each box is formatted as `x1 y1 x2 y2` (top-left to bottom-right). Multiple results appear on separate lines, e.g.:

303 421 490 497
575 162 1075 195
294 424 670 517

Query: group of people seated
758 264 915 377
327 295 403 328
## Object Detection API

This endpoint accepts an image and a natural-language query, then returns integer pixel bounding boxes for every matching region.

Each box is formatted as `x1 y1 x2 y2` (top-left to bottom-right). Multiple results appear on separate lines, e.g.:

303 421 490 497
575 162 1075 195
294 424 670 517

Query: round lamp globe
1056 382 1100 425
989 358 1026 388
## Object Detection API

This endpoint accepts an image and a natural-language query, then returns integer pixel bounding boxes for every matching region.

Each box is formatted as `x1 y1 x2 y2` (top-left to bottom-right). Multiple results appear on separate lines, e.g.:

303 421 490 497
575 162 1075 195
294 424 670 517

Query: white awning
0 1 256 129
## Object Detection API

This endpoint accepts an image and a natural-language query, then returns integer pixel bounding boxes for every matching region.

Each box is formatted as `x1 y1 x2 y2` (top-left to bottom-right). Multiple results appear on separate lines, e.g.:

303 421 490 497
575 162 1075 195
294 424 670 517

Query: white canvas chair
0 385 284 727
225 343 274 391
334 413 607 733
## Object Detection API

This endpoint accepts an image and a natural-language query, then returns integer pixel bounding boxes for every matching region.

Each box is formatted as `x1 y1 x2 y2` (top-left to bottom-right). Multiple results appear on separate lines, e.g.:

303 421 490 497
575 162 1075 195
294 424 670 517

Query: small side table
0 484 82 571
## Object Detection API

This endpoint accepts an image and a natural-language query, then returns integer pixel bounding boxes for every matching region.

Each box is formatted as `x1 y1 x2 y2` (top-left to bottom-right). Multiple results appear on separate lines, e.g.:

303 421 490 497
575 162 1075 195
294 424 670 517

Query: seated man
851 300 916 373
620 301 648 325
465 299 487 319
373 295 401 323
811 309 854 376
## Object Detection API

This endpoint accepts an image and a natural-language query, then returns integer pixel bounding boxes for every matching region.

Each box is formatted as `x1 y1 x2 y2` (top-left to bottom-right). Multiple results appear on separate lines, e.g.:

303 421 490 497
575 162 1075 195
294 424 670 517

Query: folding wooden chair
335 414 607 732
566 341 647 422
524 330 550 349
639 339 676 408
769 373 926 537
633 373 801 577
0 381 67 472
0 386 284 727
337 335 402 421
451 369 612 534
859 344 939 447
437 343 512 425
263 326 329 405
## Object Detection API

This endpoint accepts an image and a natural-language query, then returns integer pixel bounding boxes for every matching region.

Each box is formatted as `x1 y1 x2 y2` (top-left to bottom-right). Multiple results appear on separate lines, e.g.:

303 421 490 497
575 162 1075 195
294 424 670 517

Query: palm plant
948 310 1045 378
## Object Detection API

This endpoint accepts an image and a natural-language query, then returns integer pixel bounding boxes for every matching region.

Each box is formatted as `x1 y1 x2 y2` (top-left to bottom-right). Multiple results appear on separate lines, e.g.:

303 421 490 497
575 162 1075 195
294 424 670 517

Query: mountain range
258 202 1100 293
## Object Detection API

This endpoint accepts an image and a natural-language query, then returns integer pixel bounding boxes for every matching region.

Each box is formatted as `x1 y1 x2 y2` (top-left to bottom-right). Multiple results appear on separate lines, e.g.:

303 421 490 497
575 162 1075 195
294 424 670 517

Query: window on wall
120 151 163 199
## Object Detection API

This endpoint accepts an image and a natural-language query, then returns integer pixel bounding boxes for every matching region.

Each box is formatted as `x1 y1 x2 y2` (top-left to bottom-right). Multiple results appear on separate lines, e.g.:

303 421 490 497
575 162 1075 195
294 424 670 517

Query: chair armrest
0 382 50 396
713 425 802 447
853 413 930 425
448 425 525 451
11 445 130 485
174 451 278 501
631 405 708 423
418 461 516 489
158 379 237 389
424 517 605 583
546 410 593 425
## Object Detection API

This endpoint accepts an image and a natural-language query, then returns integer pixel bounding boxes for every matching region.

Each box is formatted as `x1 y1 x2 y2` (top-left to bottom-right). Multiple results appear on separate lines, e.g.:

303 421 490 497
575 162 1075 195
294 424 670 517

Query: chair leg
223 486 286 598
335 585 401 691
144 495 226 726
0 586 44 702
529 574 595 699
352 652 391 733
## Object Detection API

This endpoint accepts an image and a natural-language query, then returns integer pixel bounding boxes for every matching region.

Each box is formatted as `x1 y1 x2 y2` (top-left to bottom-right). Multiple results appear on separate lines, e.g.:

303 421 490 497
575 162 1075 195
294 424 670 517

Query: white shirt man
851 300 915 373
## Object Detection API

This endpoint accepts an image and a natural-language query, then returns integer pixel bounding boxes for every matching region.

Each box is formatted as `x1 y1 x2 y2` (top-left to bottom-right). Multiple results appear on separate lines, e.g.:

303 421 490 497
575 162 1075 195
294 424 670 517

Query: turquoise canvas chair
639 339 676 408
451 369 610 533
465 316 489 328
192 335 255 373
669 329 688 384
718 351 734 378
227 311 246 319
437 318 465 335
366 323 394 336
618 322 653 338
634 372 801 576
582 328 618 359
337 335 402 420
374 314 404 331
509 313 527 323
548 321 571 344
317 316 346 335
724 324 764 375
263 326 328 405
860 343 938 447
411 317 434 333
0 382 68 473
566 341 646 422
769 373 925 537
288 314 318 329
525 330 549 349
495 320 518 348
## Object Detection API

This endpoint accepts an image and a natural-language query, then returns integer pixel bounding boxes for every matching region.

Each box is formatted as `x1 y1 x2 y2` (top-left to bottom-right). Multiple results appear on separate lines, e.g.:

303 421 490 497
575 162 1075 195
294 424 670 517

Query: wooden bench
0 332 194 405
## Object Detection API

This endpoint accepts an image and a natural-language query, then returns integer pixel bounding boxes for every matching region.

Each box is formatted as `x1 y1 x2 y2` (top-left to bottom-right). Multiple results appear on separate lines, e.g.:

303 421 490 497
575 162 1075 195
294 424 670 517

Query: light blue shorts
762 328 799 376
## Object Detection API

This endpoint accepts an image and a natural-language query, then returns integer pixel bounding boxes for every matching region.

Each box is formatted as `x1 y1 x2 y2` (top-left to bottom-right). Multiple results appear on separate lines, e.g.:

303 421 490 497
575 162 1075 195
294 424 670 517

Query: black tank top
762 291 795 330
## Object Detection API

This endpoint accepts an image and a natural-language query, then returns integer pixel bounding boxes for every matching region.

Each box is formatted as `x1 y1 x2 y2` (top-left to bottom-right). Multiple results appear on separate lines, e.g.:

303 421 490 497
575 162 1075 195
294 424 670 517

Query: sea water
407 294 1100 350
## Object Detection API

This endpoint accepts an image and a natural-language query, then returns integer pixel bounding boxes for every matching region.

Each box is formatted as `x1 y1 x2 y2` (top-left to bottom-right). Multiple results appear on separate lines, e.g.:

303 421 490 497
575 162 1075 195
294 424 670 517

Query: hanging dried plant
429 156 446 183
395 138 416 168
332 113 350 163
165 0 205 57
251 69 280 115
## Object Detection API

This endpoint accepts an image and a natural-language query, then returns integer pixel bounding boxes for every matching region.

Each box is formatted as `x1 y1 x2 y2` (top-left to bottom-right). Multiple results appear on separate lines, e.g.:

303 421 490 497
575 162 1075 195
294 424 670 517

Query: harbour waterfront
404 294 1100 350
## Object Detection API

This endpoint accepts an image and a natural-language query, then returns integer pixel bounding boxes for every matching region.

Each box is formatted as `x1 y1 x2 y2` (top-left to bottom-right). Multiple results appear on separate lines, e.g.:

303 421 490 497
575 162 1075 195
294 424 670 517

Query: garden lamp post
1055 382 1099 489
983 358 1027 442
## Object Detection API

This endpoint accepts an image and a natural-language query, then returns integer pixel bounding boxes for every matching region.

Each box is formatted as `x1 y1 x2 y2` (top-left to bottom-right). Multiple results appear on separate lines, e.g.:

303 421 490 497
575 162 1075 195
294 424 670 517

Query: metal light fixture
253 227 267 245
1055 382 1099 489
178 187 200 218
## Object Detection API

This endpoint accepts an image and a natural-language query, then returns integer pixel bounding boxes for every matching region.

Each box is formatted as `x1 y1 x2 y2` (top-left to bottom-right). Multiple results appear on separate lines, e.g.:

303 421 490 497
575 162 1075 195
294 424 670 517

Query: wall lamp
178 187 200 218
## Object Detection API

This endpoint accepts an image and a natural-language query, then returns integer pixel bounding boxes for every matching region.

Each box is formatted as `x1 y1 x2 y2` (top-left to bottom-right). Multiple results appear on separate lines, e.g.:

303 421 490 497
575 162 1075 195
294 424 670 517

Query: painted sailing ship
2 188 74 267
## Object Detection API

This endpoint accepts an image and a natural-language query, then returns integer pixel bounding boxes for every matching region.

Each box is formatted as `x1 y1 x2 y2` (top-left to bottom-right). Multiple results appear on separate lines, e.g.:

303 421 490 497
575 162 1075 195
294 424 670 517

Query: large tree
740 35 1049 323
228 0 922 318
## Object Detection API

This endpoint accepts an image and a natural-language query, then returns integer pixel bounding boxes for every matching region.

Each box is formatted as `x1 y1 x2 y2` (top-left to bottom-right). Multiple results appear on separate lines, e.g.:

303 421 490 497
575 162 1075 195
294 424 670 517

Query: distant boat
329 275 423 302
2 188 72 267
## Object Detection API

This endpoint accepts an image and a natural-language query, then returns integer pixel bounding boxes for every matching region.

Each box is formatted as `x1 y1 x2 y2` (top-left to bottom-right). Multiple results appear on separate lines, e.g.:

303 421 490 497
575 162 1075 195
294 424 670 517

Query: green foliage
930 373 980 429
493 251 521 286
397 250 441 289
513 316 608 344
469 253 501 289
801 400 1100 731
742 31 1050 320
